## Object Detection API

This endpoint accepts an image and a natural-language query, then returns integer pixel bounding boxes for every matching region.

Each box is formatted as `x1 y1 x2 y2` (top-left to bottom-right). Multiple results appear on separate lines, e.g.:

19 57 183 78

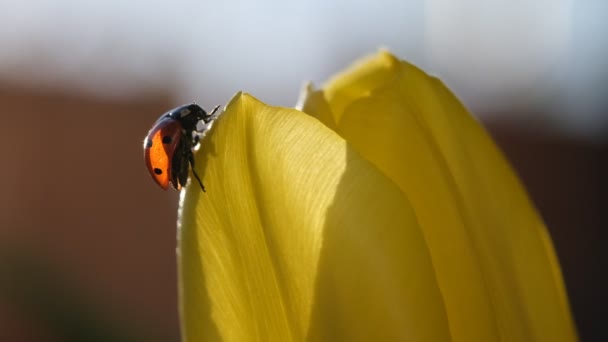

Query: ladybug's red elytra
143 103 219 191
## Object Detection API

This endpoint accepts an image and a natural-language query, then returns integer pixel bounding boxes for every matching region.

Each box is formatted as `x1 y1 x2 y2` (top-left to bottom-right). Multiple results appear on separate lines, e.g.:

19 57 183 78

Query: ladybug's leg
177 153 190 189
188 152 206 192
170 139 186 190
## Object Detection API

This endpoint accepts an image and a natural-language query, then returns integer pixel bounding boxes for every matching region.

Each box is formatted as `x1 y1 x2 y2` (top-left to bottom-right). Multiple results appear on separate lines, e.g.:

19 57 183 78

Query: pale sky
1 0 606 138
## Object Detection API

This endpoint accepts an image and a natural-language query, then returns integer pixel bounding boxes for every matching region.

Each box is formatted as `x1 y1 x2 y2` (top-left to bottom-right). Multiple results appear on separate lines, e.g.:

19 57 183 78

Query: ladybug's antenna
203 105 221 123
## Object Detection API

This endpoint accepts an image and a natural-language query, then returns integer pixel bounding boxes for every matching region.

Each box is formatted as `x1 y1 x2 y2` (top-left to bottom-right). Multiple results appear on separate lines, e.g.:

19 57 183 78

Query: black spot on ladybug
162 136 172 144
146 140 153 148
154 168 163 175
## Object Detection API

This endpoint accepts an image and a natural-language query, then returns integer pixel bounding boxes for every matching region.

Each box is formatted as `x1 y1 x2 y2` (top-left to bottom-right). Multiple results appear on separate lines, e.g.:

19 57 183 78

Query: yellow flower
178 51 577 341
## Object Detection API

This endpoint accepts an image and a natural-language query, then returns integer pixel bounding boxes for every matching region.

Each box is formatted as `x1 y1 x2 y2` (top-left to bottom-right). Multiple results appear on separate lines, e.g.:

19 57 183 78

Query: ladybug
144 103 219 191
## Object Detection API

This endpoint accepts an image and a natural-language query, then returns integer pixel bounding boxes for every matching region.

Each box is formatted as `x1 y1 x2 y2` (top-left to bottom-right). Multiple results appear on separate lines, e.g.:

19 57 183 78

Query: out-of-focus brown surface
488 122 607 342
0 84 180 341
0 84 605 341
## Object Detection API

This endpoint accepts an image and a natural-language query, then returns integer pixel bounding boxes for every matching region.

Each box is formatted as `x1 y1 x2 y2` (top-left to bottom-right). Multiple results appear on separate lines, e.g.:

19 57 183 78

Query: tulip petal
178 93 451 341
296 82 338 131
302 51 577 341
322 50 400 123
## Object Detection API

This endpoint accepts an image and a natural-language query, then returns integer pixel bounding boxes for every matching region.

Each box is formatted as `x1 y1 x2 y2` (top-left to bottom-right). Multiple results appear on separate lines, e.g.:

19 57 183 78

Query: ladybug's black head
168 103 208 129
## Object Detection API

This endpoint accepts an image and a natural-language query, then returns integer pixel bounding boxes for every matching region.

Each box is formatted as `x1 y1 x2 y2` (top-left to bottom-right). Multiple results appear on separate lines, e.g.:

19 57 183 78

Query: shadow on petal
306 146 451 341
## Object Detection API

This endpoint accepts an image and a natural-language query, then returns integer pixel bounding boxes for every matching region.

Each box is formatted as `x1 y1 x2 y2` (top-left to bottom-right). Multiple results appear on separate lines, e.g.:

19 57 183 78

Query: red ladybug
144 103 219 191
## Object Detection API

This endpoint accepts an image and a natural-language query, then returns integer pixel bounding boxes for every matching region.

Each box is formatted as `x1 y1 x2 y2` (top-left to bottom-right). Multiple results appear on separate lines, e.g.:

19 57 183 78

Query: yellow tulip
178 51 577 341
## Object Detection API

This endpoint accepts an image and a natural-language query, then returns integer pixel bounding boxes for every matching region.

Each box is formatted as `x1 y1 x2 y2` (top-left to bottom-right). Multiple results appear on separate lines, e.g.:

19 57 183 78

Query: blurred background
0 0 605 341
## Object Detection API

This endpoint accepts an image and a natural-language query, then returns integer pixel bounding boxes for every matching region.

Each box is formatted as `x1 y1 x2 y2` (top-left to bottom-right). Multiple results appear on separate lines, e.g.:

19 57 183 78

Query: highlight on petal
300 51 578 342
178 93 451 341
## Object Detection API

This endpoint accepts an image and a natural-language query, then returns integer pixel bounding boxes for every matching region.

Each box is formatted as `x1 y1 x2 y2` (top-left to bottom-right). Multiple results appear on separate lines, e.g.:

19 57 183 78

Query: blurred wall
489 121 607 342
0 83 180 341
